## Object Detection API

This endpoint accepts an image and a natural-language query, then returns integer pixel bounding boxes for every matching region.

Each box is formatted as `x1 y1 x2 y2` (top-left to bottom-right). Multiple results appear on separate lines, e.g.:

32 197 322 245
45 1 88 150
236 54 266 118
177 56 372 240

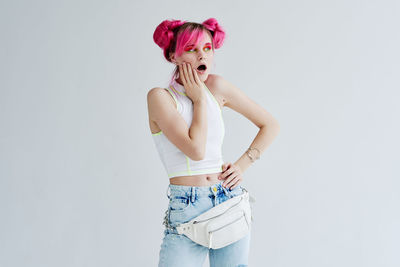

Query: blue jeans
158 181 251 267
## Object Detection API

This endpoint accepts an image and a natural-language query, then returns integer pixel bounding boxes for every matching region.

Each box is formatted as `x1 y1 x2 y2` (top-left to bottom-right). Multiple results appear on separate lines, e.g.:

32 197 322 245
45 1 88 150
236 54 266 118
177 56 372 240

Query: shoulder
206 74 232 95
205 74 232 107
147 87 172 101
205 73 224 90
147 87 176 109
147 87 166 98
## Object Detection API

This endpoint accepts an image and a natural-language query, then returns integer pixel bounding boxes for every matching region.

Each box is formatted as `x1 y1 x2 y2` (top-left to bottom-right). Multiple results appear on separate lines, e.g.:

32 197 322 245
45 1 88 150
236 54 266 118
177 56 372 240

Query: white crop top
151 79 225 178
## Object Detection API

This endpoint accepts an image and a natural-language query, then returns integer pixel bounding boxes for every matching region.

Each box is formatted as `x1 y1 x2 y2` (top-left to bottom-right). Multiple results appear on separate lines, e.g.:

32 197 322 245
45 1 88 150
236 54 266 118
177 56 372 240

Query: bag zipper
208 212 245 233
193 194 246 224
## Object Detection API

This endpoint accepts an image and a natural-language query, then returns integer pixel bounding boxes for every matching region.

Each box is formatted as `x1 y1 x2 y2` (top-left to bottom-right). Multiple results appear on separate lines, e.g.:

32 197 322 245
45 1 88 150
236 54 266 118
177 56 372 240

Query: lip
196 63 207 75
196 68 206 75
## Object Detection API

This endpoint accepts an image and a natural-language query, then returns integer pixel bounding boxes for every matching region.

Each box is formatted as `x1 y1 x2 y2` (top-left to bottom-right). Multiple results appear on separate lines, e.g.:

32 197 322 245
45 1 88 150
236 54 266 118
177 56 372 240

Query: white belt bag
176 188 255 249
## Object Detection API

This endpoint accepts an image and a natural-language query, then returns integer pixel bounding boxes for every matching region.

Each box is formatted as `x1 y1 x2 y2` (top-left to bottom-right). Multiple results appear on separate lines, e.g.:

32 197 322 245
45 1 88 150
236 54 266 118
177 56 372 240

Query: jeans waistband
166 180 241 200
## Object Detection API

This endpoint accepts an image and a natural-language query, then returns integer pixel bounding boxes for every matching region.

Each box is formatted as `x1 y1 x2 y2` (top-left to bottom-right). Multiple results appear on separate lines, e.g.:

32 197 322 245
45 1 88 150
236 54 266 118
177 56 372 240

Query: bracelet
246 147 261 163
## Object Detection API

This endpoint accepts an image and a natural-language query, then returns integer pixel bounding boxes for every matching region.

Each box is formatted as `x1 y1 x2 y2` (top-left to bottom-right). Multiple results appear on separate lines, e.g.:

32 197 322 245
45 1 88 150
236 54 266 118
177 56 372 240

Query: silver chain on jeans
163 186 173 231
162 207 176 231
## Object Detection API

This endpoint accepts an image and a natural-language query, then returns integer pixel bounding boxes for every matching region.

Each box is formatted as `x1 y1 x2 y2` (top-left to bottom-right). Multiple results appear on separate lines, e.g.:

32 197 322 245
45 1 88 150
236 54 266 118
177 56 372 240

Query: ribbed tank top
151 79 225 178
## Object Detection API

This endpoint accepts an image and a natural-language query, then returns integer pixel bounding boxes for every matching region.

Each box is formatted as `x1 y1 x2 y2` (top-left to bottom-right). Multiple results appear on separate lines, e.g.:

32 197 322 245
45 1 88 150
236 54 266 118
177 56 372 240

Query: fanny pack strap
241 186 256 203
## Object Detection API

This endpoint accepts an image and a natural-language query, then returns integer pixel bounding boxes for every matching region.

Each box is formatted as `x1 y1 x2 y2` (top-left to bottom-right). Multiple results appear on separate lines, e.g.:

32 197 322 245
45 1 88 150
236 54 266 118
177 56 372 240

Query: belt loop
166 186 171 200
191 186 195 203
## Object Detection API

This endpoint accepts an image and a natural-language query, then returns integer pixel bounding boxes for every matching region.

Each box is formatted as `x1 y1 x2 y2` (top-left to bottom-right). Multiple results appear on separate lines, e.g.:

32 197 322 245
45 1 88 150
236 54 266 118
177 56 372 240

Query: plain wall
1 0 399 266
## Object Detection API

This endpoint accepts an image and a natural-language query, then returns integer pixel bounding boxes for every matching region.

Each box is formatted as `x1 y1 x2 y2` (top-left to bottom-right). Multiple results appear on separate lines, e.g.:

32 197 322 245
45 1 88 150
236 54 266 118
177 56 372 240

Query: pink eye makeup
184 46 195 52
185 43 212 52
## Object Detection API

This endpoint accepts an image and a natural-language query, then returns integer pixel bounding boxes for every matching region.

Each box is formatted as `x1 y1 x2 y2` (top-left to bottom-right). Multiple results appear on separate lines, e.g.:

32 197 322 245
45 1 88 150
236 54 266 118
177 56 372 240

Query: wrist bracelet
246 147 261 163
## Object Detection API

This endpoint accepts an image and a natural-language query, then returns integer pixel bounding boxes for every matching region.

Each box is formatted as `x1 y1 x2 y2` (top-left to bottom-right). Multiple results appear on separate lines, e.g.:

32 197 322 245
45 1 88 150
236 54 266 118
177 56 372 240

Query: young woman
148 18 280 267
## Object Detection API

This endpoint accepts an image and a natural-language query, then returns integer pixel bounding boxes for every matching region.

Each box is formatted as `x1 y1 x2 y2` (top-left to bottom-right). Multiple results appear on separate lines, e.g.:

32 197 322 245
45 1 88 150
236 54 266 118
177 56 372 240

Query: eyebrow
186 42 212 48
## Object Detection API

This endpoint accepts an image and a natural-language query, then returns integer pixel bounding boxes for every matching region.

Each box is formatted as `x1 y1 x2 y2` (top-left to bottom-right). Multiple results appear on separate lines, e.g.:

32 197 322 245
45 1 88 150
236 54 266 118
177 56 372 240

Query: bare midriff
169 172 223 187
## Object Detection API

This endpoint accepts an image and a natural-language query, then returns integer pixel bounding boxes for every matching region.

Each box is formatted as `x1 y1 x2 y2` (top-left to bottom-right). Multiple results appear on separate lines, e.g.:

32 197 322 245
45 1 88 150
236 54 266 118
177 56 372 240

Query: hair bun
202 18 226 49
153 19 186 50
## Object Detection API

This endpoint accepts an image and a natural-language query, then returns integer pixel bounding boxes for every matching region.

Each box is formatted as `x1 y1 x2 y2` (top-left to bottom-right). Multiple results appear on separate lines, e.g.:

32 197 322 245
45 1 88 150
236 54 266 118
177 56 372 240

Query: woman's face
171 31 214 83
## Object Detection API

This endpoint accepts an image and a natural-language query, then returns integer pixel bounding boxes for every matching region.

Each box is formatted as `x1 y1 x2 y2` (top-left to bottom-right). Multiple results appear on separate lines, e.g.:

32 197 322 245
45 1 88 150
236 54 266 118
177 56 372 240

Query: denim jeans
158 180 251 267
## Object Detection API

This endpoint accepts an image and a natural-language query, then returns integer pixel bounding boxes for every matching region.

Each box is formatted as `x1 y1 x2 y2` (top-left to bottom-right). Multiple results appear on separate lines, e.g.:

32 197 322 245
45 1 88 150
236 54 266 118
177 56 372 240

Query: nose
197 50 206 60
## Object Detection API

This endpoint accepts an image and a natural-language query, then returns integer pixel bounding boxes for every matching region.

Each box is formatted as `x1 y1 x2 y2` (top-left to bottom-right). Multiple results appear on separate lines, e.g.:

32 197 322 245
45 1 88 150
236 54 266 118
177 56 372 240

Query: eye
185 46 212 52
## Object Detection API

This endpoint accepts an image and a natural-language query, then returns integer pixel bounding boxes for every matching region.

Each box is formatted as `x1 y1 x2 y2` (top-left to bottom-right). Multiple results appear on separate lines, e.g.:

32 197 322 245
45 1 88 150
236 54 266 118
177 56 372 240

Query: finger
182 63 190 86
221 163 226 170
220 164 233 180
225 163 232 170
230 179 241 190
186 63 195 84
226 175 241 188
222 169 236 185
179 63 187 85
192 66 202 84
219 165 225 179
223 163 231 171
223 173 238 188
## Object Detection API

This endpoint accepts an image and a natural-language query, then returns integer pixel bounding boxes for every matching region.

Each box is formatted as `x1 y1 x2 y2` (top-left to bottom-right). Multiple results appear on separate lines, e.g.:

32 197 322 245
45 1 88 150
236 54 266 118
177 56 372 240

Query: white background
1 0 399 266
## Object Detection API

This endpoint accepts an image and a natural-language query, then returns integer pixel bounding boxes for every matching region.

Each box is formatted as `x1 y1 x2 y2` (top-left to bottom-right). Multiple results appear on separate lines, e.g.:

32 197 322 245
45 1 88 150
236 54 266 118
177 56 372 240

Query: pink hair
153 18 226 84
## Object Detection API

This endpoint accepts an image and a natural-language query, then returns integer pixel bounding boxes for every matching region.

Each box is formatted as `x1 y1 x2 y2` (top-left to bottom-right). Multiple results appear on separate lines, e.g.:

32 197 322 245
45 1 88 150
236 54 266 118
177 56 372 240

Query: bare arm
189 97 208 159
211 74 280 173
147 88 207 161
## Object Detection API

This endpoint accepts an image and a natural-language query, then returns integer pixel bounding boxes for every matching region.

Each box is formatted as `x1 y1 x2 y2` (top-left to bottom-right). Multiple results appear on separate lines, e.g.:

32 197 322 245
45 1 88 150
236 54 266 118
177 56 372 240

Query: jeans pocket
229 185 244 198
169 195 191 213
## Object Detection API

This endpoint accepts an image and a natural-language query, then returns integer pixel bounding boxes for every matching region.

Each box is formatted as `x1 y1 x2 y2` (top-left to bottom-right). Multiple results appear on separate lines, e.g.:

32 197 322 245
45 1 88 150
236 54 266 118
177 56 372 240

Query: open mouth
197 64 207 72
